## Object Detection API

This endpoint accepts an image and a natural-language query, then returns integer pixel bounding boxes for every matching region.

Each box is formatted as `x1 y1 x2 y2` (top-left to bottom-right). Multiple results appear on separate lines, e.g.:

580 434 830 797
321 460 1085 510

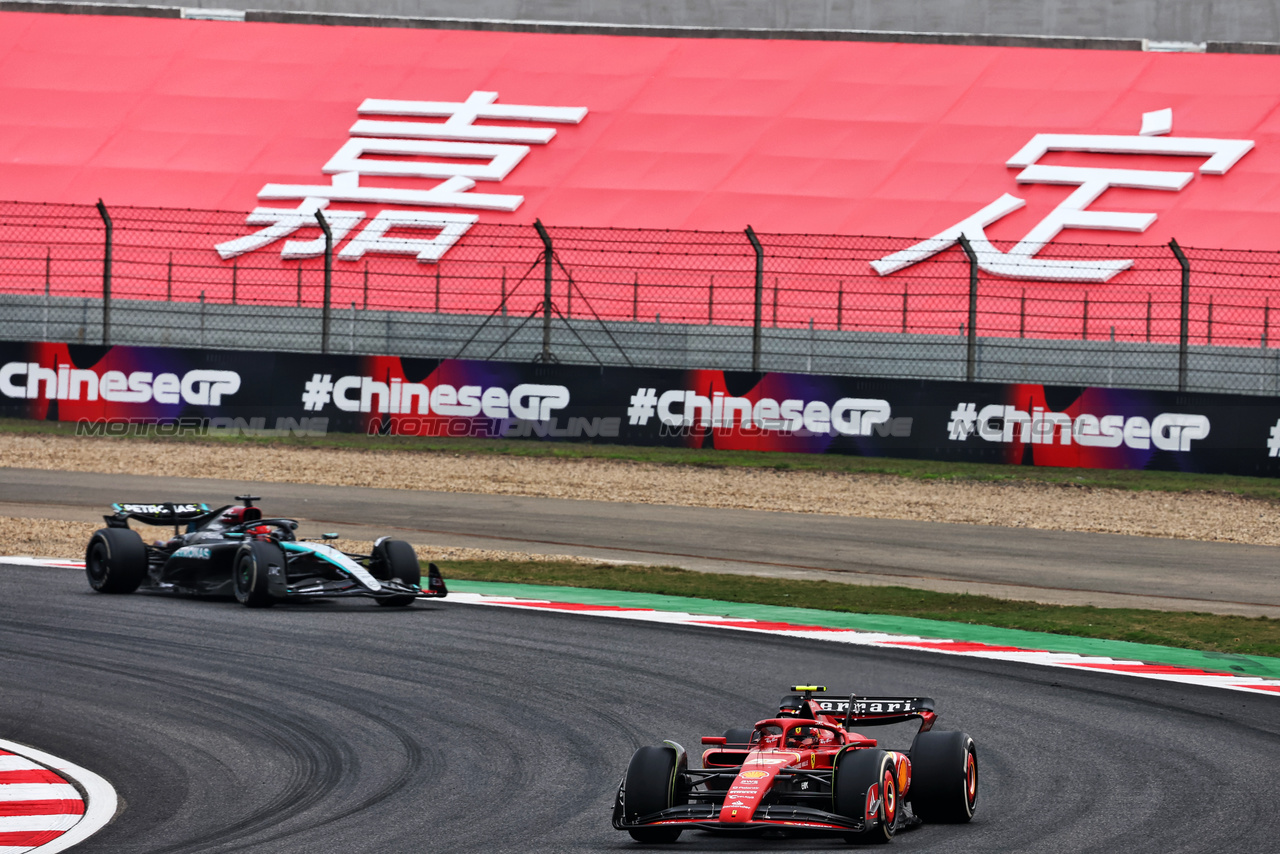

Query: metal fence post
95 199 112 346
534 219 554 362
316 210 333 354
43 247 50 340
746 225 763 372
958 234 978 382
1170 238 1190 392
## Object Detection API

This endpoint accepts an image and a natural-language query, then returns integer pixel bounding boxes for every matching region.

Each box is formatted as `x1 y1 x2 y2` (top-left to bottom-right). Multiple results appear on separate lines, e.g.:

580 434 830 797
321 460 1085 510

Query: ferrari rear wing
105 502 213 528
815 696 936 728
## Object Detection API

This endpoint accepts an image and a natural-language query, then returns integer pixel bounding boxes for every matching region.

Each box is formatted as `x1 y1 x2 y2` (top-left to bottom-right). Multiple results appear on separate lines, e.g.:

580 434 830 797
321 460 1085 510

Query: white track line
0 740 117 854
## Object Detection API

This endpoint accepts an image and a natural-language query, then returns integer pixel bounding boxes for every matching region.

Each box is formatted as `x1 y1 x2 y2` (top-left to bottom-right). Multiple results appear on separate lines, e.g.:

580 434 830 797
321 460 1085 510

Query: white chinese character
220 92 588 265
351 90 587 143
323 138 528 182
871 109 1254 283
337 210 478 263
258 171 523 212
215 198 364 260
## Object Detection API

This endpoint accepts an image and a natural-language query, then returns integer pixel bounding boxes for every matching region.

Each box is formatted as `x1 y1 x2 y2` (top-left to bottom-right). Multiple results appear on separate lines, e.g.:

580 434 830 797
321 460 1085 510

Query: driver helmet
785 725 821 749
247 524 274 539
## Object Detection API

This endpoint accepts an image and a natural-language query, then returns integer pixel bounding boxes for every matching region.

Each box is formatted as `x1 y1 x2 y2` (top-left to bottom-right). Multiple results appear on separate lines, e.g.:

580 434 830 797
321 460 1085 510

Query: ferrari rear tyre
85 527 147 594
623 746 684 843
723 727 753 749
233 540 282 608
908 731 977 823
834 749 897 845
373 539 419 607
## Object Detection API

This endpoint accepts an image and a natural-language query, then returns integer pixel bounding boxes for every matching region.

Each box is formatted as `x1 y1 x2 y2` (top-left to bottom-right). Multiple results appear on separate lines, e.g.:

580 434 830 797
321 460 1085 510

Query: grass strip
6 418 1280 500
436 559 1280 662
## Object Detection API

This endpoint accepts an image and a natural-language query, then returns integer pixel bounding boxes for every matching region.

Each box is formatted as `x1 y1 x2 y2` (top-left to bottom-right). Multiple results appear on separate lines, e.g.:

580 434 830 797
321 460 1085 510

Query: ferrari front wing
612 802 866 834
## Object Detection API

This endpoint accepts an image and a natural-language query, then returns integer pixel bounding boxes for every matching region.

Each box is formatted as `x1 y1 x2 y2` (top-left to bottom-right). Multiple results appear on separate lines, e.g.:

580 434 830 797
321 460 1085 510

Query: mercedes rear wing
105 502 215 528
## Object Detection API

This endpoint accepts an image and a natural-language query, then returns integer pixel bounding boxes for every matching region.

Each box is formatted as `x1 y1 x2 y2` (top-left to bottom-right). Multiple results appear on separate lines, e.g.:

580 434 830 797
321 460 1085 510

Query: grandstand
1 1 1279 393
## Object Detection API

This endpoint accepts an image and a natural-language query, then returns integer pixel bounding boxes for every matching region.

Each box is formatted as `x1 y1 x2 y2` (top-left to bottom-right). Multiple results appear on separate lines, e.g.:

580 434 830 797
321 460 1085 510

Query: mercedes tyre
234 540 283 608
372 539 420 607
85 527 147 594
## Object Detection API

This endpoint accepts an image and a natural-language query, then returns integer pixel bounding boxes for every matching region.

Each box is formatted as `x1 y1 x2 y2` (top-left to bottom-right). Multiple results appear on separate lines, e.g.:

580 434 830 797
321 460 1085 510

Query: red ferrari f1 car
613 685 977 844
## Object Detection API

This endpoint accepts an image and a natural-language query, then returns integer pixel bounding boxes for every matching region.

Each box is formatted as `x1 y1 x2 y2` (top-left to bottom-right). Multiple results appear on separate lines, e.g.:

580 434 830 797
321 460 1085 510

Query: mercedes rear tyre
623 745 685 843
234 540 282 608
834 749 898 844
372 539 419 607
908 731 977 823
85 527 147 594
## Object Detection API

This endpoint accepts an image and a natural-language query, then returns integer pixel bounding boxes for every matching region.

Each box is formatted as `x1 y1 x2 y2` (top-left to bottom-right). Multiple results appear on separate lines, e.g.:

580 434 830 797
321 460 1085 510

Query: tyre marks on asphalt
3 563 1280 853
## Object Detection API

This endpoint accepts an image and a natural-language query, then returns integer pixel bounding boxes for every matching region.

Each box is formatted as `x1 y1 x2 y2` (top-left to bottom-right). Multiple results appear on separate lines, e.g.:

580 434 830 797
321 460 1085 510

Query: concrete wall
6 292 1280 396
5 0 1278 45
75 1 1280 45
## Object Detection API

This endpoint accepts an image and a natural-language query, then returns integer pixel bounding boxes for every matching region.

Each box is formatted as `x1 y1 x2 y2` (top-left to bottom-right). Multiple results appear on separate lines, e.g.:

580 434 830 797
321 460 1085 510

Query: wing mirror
322 532 339 540
701 736 727 745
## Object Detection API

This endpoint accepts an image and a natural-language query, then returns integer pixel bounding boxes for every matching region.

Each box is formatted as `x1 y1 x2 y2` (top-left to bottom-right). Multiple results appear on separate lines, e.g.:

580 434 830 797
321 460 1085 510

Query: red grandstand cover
1 10 1279 251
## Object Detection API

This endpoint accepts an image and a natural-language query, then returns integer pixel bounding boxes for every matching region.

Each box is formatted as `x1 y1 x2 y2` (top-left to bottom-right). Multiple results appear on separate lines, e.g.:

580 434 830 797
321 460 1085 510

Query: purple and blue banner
2 341 1279 477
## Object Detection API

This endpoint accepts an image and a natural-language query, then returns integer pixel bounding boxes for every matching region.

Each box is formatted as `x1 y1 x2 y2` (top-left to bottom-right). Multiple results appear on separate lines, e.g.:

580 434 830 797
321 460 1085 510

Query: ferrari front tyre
85 527 147 594
623 746 684 844
233 540 282 608
834 749 897 845
373 539 419 607
908 730 977 823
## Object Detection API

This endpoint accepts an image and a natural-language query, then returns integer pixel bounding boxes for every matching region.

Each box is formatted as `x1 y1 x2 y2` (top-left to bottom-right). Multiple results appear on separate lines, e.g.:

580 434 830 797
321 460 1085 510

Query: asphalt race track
3 468 1279 617
2 562 1278 853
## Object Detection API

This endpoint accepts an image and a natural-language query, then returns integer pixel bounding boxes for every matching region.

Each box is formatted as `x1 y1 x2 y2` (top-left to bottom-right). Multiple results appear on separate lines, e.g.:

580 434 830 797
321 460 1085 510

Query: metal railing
3 199 1280 395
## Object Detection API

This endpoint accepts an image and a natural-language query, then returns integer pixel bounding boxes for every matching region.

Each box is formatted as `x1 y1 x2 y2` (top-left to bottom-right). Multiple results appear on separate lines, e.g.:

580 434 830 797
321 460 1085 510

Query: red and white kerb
0 750 84 853
0 740 116 854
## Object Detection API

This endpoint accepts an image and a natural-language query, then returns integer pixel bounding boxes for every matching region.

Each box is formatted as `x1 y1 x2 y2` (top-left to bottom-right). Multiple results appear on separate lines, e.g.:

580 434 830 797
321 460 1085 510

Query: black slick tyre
834 749 898 844
234 540 282 608
723 727 753 749
85 527 147 594
373 539 419 607
908 730 977 823
623 745 684 843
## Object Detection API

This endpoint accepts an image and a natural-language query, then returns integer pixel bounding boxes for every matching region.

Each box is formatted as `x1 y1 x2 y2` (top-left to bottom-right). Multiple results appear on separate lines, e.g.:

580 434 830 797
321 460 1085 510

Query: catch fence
2 199 1280 395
